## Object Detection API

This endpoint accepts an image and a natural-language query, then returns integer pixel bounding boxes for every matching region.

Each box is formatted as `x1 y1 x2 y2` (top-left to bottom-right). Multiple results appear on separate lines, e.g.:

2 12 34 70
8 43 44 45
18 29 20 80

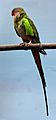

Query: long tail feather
31 49 49 116
43 84 49 116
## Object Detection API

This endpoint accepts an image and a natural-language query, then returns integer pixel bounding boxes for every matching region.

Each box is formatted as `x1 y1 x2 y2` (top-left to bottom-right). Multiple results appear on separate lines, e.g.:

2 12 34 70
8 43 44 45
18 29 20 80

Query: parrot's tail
31 49 49 116
31 49 46 87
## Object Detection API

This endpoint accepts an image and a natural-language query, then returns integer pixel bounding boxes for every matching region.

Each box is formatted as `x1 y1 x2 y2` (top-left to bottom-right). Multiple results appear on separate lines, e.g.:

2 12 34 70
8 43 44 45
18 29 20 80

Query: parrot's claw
19 41 32 50
19 42 28 46
19 42 25 46
28 40 32 45
26 40 32 46
19 42 29 50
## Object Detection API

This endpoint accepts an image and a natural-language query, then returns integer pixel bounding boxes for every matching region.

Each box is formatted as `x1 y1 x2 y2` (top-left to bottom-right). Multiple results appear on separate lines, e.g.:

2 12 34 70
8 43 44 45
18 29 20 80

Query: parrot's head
11 7 26 17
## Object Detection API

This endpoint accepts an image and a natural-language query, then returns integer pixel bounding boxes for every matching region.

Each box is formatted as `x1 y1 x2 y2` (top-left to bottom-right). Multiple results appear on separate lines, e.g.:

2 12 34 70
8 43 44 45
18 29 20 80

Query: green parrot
11 7 49 116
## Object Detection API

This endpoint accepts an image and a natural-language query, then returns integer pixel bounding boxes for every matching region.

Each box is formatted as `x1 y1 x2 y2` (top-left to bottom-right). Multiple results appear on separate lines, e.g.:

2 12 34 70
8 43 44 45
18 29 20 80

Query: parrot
11 7 49 116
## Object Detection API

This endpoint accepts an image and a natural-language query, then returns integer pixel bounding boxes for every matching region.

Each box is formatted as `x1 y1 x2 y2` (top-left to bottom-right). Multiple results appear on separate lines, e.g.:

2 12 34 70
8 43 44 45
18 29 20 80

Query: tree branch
0 43 56 51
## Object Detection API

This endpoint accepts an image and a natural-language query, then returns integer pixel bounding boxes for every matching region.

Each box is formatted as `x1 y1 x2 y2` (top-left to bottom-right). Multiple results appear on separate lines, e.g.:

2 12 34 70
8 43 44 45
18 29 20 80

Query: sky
0 0 56 119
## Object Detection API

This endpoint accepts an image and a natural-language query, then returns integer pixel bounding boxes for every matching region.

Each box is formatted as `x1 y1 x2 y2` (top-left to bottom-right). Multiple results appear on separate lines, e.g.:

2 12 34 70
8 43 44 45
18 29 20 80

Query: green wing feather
22 18 34 36
22 17 40 43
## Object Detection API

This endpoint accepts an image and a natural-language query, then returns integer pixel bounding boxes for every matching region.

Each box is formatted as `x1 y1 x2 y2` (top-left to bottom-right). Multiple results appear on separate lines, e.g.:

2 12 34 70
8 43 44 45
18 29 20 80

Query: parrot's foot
19 42 25 46
19 42 28 46
28 40 32 45
19 41 32 50
19 42 29 50
19 40 32 46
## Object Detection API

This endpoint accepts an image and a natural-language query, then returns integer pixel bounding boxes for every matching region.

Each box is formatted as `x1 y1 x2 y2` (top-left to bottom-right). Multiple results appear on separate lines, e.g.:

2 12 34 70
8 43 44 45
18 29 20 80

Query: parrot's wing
21 17 39 40
27 17 40 42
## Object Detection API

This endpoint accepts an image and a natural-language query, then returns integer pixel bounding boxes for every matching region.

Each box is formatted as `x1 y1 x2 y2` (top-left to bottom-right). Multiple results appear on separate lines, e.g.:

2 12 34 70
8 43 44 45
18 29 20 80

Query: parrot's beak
11 11 20 17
